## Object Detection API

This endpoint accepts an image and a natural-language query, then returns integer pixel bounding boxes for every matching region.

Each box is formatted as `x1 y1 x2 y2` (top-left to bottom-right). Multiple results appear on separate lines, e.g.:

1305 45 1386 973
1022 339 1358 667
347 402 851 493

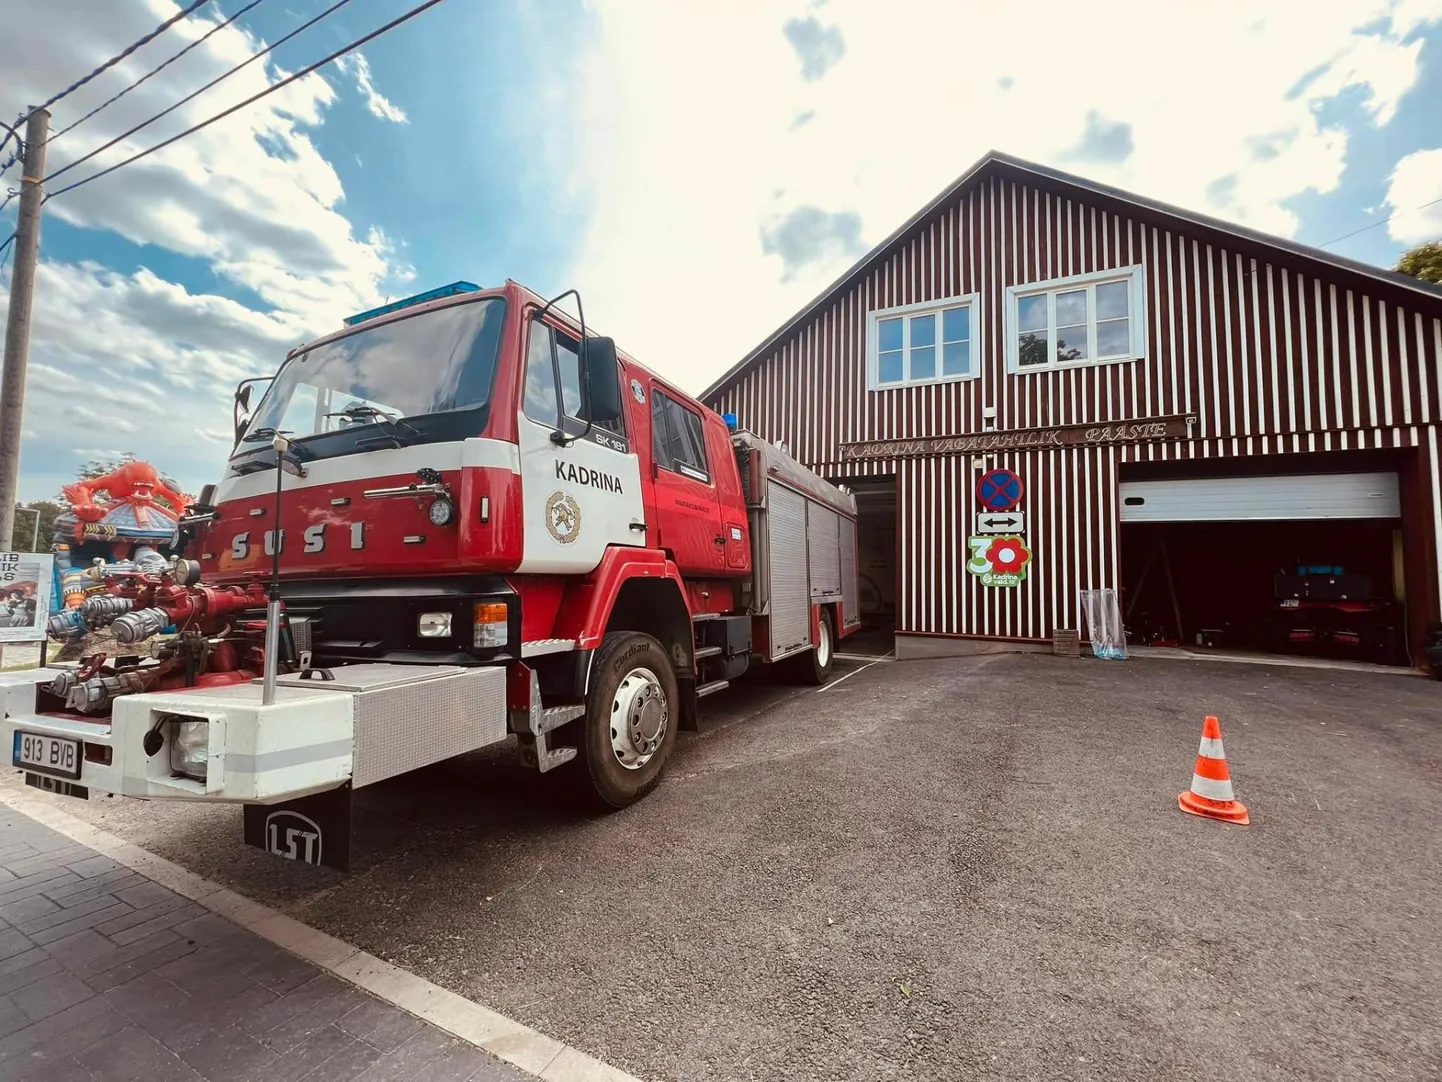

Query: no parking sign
976 468 1024 512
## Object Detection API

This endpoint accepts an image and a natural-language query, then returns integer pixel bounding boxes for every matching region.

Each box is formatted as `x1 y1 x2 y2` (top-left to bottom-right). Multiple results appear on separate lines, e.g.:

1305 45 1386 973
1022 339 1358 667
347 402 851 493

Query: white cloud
1385 147 1442 245
337 52 409 124
559 0 1442 395
0 0 413 499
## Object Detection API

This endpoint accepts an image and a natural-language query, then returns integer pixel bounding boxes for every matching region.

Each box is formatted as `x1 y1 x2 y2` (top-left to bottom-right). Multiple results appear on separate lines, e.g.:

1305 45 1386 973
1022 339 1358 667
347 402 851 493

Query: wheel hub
610 667 667 770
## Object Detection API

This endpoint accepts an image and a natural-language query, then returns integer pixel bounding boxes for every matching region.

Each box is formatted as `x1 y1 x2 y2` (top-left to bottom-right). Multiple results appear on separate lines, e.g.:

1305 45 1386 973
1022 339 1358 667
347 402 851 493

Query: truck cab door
516 315 644 573
649 386 727 575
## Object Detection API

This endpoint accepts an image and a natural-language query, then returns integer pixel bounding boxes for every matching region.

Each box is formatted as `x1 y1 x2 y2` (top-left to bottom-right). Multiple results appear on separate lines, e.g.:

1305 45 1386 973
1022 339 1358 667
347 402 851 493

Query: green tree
14 500 63 550
1396 240 1442 285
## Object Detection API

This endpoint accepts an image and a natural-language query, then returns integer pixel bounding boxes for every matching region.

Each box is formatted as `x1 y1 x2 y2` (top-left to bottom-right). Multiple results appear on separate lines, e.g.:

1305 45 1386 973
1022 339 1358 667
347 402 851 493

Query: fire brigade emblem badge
545 491 582 544
630 378 644 404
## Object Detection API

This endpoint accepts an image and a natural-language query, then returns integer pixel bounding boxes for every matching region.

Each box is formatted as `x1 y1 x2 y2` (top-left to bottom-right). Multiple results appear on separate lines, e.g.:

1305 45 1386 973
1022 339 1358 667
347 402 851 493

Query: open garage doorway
838 476 897 658
1119 467 1409 666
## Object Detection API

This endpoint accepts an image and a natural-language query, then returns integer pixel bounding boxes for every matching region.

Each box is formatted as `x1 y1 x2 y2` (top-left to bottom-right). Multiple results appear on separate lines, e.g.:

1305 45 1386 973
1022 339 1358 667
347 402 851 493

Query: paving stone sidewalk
0 805 531 1082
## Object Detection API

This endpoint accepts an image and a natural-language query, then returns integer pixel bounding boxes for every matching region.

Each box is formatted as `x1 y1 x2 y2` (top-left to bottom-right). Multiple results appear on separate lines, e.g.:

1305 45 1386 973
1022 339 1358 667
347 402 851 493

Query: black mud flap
242 785 352 870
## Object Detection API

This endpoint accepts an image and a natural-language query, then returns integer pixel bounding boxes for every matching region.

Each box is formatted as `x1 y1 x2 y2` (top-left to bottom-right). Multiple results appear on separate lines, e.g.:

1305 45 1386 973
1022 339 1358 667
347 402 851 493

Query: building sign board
840 414 1197 462
975 512 1026 534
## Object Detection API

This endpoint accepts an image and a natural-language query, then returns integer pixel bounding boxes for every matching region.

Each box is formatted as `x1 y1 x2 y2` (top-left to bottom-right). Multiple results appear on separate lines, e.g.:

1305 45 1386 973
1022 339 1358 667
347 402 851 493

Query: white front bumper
1 664 507 804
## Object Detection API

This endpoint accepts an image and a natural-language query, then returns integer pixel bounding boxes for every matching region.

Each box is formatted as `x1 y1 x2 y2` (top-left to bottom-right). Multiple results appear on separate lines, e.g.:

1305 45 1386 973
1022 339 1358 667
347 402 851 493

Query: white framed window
1004 264 1147 374
867 294 980 390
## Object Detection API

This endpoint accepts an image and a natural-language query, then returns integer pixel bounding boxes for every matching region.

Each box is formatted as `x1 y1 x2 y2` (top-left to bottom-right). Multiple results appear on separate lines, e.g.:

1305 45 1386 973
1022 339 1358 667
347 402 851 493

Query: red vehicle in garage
1 281 860 868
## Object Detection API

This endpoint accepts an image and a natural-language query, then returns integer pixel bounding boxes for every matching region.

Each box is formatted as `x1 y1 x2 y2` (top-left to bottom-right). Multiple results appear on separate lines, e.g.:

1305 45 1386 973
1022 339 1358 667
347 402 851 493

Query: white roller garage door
1119 472 1400 522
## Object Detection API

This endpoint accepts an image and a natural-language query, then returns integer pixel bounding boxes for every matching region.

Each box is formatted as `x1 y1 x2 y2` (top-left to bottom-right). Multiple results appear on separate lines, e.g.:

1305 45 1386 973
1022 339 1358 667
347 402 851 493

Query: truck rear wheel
796 608 835 686
576 631 678 809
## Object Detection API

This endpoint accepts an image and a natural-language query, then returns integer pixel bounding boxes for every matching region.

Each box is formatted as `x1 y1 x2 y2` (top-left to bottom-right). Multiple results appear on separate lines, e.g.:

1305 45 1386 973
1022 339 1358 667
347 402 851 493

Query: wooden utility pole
0 107 50 550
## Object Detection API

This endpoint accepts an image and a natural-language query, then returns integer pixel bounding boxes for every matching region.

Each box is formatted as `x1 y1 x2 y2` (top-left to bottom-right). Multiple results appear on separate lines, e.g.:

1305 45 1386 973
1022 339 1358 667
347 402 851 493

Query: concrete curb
0 781 643 1082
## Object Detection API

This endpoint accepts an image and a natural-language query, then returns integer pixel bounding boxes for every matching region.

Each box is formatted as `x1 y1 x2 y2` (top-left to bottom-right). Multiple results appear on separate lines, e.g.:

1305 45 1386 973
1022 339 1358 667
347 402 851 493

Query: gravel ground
7 654 1441 1082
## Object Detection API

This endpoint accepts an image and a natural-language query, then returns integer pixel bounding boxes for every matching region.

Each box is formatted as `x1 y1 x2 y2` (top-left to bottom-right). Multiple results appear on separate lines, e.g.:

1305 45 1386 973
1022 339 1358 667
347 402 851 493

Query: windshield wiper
328 404 423 448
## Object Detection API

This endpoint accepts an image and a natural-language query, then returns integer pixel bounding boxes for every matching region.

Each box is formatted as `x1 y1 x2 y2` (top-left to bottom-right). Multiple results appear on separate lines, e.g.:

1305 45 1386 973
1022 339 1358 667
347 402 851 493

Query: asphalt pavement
6 653 1441 1082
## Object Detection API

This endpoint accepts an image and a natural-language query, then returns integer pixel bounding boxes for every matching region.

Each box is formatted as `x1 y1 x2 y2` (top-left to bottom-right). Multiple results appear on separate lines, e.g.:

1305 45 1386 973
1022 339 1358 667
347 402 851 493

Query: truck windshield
231 297 506 469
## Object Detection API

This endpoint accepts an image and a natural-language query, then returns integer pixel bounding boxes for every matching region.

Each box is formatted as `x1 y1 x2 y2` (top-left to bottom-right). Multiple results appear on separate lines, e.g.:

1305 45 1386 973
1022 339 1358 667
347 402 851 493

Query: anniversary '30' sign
840 414 1196 462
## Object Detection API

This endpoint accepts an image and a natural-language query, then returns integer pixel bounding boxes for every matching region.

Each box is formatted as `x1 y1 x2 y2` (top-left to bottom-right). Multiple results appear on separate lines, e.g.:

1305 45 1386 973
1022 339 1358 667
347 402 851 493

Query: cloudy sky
2 0 1441 501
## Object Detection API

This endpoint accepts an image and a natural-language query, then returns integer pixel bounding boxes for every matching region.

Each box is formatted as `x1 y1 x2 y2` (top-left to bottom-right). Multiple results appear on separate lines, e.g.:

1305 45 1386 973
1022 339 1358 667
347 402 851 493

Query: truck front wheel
576 631 678 808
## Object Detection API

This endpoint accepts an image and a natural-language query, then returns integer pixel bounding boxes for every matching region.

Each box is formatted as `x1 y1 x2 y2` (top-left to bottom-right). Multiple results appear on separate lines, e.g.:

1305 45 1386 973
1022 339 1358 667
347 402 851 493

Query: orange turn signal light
473 602 507 624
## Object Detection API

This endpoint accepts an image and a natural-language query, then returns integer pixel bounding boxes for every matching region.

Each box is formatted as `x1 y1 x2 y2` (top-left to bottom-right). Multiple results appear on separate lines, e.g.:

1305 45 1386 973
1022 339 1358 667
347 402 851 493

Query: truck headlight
166 716 209 781
473 602 508 648
417 612 452 638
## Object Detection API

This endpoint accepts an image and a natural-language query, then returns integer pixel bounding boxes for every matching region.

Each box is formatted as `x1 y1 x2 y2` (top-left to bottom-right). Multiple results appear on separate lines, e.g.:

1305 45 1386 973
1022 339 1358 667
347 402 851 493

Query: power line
34 0 217 116
0 0 217 178
0 118 23 176
1318 197 1442 249
46 0 272 147
45 0 448 201
42 0 357 188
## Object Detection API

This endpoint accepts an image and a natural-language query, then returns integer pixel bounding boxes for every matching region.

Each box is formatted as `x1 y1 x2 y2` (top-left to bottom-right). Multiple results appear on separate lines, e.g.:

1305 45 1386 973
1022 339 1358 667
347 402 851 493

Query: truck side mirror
581 337 622 423
232 382 256 447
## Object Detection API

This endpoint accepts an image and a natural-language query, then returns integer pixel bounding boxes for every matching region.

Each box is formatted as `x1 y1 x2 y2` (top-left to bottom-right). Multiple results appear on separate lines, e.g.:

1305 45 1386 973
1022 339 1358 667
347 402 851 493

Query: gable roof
702 150 1442 402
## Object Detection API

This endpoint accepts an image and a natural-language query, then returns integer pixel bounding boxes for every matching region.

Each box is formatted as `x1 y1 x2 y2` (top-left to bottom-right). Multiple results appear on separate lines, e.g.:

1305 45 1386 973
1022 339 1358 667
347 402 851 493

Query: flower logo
966 534 1032 587
985 538 1030 575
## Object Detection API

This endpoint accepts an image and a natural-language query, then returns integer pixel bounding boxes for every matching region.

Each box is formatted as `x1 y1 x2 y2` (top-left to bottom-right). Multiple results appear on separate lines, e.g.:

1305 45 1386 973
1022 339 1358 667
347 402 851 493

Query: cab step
539 704 585 734
695 679 730 699
694 646 723 660
537 745 577 770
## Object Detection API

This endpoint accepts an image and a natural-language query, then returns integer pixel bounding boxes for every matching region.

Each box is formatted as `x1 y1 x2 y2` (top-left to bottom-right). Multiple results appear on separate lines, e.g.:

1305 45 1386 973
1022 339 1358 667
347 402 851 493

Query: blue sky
2 0 1441 505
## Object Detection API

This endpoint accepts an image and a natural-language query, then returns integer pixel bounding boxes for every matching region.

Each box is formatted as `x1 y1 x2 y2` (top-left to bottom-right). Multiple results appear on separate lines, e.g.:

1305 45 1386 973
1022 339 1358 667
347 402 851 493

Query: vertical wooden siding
710 175 1442 639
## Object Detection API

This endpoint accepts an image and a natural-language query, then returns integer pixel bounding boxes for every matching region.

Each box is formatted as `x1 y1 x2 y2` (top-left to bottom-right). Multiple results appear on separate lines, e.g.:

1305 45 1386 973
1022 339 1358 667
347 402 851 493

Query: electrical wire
0 118 23 176
33 0 216 116
41 0 357 188
0 118 21 160
45 0 448 200
1318 197 1442 249
46 0 272 146
0 0 217 178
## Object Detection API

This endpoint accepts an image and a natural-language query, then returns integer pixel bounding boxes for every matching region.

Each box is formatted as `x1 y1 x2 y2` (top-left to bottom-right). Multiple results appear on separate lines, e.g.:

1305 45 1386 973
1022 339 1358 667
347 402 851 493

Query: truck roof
287 280 675 391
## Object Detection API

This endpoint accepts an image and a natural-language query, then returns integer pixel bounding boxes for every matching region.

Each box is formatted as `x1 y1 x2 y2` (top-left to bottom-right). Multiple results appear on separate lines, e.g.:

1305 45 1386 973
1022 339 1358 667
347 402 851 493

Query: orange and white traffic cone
1178 715 1250 825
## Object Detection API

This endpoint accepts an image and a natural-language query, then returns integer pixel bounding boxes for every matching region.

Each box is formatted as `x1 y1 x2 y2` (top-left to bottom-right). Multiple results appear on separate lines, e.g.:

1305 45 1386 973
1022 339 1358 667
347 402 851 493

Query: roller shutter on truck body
731 430 859 659
840 523 860 629
766 480 812 656
807 503 842 599
1118 472 1401 522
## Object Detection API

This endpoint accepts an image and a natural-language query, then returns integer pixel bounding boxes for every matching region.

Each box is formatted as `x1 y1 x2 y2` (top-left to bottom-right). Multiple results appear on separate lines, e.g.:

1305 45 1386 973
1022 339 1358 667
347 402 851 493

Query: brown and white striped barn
704 152 1442 668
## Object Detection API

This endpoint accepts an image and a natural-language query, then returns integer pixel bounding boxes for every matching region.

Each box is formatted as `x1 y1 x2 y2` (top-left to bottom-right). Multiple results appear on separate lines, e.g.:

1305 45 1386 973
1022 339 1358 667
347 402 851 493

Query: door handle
629 522 648 532
713 535 726 546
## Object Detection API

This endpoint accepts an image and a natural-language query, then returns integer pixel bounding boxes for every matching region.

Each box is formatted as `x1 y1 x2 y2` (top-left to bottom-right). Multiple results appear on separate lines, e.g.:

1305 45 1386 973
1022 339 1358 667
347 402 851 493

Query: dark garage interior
841 476 897 656
1121 518 1408 665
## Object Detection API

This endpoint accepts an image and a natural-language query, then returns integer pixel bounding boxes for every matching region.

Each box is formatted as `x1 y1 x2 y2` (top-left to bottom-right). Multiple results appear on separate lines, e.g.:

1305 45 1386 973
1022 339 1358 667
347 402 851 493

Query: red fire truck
1 281 859 868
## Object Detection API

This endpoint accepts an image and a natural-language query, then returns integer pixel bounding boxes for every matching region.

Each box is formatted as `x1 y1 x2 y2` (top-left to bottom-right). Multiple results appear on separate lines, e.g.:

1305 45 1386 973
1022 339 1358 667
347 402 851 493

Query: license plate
24 773 88 800
13 731 82 780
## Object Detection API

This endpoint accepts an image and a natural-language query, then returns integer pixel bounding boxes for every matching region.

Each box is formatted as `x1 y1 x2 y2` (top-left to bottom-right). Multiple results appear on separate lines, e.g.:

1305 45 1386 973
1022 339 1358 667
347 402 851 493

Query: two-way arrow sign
974 512 1026 535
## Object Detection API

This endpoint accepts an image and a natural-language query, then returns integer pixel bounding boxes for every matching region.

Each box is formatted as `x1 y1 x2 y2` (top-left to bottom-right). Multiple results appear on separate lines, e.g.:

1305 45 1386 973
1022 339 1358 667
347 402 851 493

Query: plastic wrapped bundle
1080 588 1127 660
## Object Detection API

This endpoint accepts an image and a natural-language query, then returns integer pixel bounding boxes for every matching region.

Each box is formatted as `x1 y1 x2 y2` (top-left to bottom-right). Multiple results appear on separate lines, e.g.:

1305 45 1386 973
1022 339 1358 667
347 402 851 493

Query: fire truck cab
1 281 859 868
